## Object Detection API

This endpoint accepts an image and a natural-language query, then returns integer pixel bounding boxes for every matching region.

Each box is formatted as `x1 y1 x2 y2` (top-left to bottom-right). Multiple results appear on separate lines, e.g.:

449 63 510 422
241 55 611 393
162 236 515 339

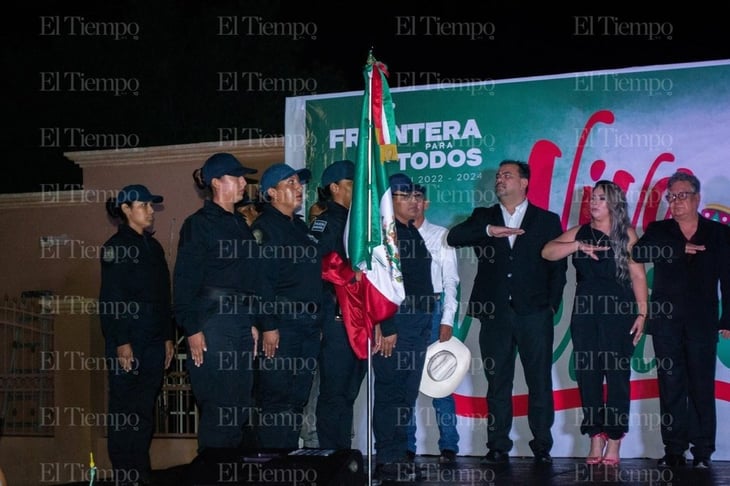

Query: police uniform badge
252 228 264 245
310 219 327 233
102 246 115 263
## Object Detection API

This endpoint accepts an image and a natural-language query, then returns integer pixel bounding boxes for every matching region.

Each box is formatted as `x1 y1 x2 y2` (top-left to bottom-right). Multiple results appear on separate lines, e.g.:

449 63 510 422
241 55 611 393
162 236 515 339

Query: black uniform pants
106 340 165 483
316 313 367 449
188 314 256 452
256 317 321 449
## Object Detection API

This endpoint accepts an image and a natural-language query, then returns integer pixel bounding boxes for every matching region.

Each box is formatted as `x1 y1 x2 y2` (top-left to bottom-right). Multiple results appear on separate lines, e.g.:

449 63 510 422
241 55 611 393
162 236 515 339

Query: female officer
308 160 368 450
173 153 260 455
99 184 174 485
251 163 322 449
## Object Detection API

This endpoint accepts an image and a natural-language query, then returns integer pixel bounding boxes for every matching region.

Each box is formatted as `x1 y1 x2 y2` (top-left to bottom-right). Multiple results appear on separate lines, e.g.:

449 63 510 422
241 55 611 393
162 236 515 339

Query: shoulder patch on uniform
102 246 115 263
252 229 264 244
310 219 328 233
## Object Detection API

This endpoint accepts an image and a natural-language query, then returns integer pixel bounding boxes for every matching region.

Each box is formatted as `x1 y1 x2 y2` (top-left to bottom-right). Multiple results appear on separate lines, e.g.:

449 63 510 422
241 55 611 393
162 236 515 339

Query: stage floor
65 454 729 485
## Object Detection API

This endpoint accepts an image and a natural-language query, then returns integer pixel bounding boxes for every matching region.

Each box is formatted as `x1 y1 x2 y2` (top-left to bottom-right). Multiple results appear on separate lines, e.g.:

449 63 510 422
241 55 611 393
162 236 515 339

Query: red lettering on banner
525 109 696 232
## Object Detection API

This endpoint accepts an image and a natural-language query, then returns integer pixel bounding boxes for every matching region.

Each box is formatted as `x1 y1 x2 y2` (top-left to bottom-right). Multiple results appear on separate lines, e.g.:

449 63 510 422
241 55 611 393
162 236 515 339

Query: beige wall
0 139 284 485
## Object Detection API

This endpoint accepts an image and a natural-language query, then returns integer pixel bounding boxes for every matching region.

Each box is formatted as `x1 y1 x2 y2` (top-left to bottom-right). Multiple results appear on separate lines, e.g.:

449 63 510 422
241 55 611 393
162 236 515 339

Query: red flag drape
321 252 397 359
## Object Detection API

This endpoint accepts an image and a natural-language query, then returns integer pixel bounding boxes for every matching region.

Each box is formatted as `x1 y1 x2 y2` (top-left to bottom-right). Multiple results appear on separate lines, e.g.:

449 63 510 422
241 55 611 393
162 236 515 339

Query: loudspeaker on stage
187 447 366 485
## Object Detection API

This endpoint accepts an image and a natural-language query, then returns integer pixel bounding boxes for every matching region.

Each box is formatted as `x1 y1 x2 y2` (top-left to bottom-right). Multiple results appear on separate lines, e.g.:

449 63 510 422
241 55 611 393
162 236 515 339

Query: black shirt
310 200 349 299
310 200 349 259
396 218 434 308
252 204 322 330
99 224 172 347
173 199 260 336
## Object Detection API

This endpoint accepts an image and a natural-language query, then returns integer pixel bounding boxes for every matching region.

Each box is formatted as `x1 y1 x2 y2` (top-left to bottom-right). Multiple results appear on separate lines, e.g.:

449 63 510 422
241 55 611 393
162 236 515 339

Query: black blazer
447 202 567 320
631 215 730 338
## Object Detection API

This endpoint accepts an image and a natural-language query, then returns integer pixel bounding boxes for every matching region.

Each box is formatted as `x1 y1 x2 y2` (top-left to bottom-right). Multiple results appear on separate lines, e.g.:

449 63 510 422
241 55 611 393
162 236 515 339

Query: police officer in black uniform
309 159 367 450
99 184 174 485
173 153 260 455
252 163 322 449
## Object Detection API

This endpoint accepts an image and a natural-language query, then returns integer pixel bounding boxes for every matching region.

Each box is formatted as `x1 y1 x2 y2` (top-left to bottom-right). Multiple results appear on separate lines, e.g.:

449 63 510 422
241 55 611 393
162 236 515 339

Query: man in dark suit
447 160 567 465
632 171 730 469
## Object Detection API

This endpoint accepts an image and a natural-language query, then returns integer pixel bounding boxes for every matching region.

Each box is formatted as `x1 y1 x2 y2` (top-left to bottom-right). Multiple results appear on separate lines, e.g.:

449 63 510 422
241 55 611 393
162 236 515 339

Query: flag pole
365 48 375 485
349 49 402 482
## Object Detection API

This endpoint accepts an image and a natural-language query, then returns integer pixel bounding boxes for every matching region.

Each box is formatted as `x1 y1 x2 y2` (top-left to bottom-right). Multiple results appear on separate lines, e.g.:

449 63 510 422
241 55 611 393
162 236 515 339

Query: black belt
202 287 258 305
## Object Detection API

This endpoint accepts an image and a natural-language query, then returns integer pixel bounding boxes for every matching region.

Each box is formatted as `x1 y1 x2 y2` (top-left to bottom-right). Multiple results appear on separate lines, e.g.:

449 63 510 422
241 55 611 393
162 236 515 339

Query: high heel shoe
586 432 606 464
602 437 622 466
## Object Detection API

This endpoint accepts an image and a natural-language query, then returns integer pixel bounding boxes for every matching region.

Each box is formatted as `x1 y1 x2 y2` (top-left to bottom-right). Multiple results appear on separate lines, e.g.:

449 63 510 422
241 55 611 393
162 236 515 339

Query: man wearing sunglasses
632 171 730 469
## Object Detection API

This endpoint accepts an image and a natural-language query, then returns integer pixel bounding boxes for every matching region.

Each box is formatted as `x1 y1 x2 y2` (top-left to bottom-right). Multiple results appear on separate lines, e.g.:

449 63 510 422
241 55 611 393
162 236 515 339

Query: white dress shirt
418 218 460 327
498 198 528 247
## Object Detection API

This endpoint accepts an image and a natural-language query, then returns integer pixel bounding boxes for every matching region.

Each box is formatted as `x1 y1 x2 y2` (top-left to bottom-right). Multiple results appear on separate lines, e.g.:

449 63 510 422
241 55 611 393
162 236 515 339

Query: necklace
590 226 608 246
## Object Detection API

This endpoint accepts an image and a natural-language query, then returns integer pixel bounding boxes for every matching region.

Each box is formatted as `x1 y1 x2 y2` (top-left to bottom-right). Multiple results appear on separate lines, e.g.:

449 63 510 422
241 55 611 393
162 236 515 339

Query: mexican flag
323 52 405 359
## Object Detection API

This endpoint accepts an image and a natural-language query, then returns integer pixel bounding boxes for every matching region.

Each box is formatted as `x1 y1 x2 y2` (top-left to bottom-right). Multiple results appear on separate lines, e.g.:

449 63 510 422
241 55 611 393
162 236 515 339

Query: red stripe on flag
371 64 384 145
321 251 400 359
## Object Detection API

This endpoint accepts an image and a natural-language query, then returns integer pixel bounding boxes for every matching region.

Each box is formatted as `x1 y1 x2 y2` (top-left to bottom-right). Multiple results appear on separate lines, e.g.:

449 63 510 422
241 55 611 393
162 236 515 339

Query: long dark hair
595 180 631 283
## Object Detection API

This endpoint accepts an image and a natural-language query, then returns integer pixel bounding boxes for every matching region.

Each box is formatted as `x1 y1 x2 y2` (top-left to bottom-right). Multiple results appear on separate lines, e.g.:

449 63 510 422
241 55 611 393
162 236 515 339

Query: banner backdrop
285 59 730 459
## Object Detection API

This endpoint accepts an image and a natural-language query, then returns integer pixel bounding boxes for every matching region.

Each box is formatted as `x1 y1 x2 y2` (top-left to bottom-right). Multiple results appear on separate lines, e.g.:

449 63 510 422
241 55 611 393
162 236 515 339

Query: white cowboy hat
419 337 471 398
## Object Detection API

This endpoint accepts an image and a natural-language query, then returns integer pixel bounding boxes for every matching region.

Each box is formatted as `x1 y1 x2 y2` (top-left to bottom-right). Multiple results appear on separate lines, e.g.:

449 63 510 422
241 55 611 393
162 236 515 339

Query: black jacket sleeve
446 207 490 247
545 211 568 312
631 221 685 263
173 217 208 337
99 247 133 347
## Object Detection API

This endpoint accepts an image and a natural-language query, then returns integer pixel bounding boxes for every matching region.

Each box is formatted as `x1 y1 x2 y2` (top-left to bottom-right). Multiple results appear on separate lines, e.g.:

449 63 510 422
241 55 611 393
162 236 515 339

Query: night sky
4 2 728 193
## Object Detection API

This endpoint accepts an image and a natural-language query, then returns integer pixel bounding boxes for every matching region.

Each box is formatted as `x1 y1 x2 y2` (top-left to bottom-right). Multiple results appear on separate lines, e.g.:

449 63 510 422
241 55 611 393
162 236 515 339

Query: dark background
4 2 728 194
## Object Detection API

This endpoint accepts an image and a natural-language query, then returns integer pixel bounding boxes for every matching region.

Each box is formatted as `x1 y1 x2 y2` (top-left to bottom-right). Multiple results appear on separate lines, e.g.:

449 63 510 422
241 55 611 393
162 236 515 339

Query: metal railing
153 333 197 437
0 294 54 436
0 294 199 438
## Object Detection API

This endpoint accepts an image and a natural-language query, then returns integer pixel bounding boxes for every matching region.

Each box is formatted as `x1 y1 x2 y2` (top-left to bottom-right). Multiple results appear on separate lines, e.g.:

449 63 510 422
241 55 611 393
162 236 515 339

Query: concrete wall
0 139 284 485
